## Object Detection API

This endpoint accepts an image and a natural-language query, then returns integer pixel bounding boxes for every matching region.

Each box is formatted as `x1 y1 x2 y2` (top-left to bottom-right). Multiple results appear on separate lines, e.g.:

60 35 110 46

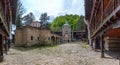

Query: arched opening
51 36 55 43
31 36 33 40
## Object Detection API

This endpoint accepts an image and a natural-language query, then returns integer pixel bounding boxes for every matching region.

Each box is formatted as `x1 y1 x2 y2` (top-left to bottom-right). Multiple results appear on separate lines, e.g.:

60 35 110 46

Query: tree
15 0 25 28
39 12 50 28
50 14 80 31
76 15 85 31
23 12 35 25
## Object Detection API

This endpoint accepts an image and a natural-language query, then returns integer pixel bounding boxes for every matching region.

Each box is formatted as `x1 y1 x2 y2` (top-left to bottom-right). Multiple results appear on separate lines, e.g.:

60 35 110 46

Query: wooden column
0 34 3 62
56 37 58 44
71 31 73 41
92 38 96 51
113 0 115 10
55 37 57 44
100 34 105 58
101 0 105 58
101 0 104 23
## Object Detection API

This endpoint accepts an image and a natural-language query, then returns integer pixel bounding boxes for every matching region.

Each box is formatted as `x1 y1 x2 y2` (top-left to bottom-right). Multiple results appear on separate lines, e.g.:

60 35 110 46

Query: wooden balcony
104 0 120 19
90 0 120 38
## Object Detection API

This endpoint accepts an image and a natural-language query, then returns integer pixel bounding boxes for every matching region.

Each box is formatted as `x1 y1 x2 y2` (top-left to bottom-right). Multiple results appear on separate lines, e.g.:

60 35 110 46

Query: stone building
62 21 71 43
15 26 61 46
29 21 41 27
15 26 51 46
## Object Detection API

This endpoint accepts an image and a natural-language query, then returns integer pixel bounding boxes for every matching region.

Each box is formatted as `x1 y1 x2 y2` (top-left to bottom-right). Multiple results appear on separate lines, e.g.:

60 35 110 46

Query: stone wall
40 29 52 44
15 26 52 46
15 29 25 46
25 27 40 46
104 37 120 51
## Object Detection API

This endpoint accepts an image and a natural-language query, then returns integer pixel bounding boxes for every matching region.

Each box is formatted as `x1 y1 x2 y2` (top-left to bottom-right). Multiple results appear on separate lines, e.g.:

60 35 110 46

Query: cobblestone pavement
0 42 119 65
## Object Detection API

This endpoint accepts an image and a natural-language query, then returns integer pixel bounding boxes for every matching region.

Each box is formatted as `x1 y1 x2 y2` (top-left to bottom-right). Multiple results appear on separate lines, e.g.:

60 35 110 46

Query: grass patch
32 44 58 49
14 44 58 51
81 41 89 49
36 64 40 65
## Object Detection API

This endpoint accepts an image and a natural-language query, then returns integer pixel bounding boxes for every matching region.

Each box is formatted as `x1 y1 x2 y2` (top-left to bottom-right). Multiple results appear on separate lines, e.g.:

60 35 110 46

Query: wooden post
91 39 94 50
101 0 105 58
55 37 57 44
102 0 104 23
92 38 96 51
0 34 3 62
100 34 105 58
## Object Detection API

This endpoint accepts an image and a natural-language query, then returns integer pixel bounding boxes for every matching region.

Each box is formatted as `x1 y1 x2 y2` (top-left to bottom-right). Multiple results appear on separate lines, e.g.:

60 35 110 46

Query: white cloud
63 0 84 15
21 0 84 21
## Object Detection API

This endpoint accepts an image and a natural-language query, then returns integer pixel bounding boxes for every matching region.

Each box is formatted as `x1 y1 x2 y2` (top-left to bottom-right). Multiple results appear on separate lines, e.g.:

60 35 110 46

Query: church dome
63 21 70 27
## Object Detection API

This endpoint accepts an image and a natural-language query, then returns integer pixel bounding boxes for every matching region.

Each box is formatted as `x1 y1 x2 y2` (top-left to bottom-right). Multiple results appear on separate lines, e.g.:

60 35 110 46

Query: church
53 21 86 43
62 21 71 43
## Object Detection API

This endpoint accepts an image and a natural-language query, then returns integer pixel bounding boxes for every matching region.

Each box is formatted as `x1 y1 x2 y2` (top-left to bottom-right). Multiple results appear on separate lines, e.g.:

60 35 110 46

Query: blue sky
21 0 85 22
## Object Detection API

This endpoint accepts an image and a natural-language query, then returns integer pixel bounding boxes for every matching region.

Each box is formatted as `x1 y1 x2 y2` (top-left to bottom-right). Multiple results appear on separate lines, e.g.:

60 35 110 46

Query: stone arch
51 36 55 43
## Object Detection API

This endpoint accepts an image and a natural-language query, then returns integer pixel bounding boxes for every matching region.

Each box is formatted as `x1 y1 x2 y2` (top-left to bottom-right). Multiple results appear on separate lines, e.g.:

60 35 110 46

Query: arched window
38 37 39 40
31 36 33 40
48 37 50 40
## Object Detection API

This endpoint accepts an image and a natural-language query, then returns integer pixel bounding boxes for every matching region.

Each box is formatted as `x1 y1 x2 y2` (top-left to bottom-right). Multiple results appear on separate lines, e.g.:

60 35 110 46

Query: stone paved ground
0 42 120 65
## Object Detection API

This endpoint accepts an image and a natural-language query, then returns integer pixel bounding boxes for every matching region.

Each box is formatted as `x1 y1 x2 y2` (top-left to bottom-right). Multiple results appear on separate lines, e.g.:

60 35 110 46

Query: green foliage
39 12 50 28
76 15 86 31
81 41 89 49
50 14 79 31
50 14 85 31
16 0 25 28
23 12 35 25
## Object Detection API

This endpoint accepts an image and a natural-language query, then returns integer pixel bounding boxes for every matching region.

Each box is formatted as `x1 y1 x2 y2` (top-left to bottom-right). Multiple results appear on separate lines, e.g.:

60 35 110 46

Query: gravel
0 42 119 65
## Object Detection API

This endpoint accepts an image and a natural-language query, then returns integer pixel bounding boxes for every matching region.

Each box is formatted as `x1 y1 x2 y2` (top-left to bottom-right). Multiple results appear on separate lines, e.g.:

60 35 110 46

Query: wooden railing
104 0 120 19
114 0 120 8
104 0 114 19
90 0 120 37
90 0 101 35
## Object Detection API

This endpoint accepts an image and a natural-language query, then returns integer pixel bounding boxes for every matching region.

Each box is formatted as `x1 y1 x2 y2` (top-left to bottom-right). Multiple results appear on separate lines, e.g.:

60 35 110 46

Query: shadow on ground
11 44 58 51
105 51 120 60
11 41 83 51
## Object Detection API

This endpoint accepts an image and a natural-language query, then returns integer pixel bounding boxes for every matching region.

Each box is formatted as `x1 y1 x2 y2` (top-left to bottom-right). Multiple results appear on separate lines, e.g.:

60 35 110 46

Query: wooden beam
0 2 10 36
100 34 105 58
90 0 97 24
91 6 120 38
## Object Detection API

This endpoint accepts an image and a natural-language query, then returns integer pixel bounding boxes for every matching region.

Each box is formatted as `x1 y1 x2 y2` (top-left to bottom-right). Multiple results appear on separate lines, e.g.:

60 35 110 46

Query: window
31 36 33 40
48 37 50 40
38 37 39 40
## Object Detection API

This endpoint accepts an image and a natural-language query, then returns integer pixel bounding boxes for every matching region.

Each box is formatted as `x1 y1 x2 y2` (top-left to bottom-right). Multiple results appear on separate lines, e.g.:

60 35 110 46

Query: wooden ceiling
105 28 120 37
0 0 17 24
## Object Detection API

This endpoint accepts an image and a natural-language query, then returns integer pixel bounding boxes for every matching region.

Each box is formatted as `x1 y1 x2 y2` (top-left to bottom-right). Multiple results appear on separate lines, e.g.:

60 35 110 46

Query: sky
21 0 85 22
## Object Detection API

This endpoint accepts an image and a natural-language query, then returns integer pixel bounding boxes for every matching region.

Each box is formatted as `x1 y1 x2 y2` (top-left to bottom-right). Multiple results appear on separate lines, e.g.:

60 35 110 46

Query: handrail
90 0 96 24
91 0 120 38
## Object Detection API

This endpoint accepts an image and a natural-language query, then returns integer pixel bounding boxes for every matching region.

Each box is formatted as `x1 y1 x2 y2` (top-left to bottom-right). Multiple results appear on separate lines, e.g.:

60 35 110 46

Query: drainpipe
84 18 91 45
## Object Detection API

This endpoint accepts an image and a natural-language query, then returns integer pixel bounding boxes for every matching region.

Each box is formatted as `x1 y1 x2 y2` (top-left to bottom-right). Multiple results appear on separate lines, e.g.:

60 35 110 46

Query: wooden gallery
0 0 17 61
85 0 120 57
